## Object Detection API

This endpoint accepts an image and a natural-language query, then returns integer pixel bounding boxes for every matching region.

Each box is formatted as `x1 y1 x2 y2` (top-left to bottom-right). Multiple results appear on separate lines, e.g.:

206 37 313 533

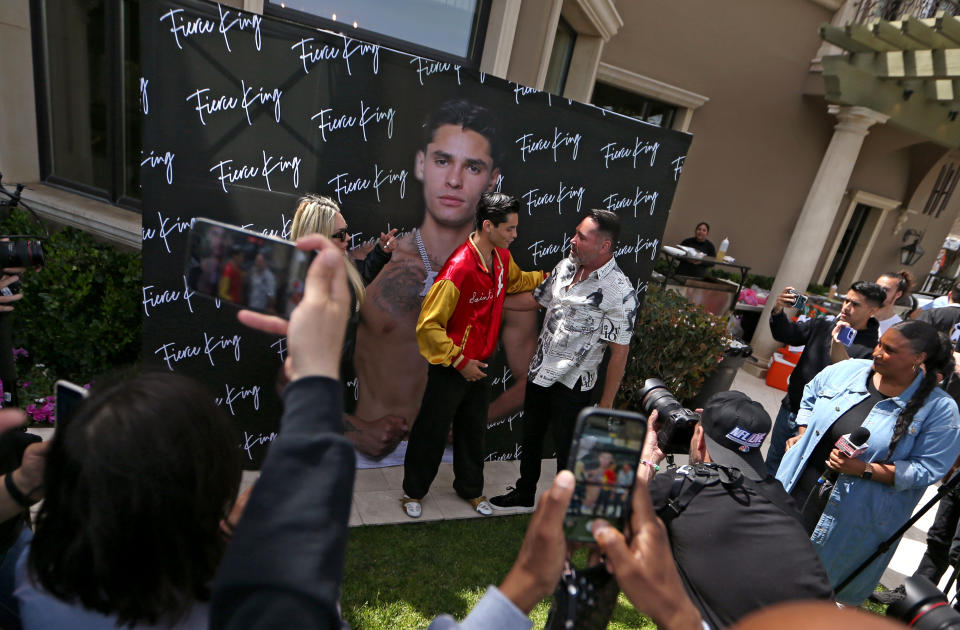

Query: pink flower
36 402 54 423
12 348 28 358
21 382 30 389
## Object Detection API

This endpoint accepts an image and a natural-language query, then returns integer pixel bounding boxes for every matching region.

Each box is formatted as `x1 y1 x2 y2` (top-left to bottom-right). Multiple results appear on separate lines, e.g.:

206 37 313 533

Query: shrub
0 208 142 389
615 286 728 409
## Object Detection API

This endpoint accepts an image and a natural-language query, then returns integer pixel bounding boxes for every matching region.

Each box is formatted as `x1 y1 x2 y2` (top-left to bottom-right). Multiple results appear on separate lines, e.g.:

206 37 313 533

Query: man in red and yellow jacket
401 192 544 518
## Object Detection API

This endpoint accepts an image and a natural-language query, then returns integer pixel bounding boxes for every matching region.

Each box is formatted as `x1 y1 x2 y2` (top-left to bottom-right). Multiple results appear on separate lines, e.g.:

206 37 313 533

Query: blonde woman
290 194 398 310
290 195 397 402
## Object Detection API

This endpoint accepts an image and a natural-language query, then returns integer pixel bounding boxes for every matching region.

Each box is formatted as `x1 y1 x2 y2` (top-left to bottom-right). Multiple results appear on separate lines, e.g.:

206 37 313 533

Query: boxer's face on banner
415 124 501 229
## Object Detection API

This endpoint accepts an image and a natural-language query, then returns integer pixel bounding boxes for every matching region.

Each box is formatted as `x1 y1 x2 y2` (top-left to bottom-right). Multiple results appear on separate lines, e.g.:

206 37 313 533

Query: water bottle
717 237 729 260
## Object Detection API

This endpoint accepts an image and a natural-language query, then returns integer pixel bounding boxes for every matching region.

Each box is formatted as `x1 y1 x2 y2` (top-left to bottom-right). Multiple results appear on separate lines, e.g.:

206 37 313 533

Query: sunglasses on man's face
331 228 349 242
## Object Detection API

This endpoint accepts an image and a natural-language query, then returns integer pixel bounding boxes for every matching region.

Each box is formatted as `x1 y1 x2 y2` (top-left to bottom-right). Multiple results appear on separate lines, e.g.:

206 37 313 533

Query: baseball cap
700 390 771 481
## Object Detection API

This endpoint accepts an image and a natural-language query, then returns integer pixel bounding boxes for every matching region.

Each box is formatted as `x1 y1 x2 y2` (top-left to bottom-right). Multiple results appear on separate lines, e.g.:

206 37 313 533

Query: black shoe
870 584 905 605
490 486 535 510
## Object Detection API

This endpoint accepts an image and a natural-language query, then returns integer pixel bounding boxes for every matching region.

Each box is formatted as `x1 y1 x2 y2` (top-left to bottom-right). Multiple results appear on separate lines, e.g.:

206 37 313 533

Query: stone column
0 0 40 183
748 105 888 370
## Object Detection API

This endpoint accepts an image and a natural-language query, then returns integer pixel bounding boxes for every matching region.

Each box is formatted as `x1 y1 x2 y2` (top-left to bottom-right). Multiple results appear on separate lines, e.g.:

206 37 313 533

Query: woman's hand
379 228 399 253
826 448 867 477
785 435 801 451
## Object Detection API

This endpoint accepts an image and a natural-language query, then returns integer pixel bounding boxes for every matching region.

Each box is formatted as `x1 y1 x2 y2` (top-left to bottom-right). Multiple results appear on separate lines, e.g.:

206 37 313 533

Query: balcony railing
853 0 960 23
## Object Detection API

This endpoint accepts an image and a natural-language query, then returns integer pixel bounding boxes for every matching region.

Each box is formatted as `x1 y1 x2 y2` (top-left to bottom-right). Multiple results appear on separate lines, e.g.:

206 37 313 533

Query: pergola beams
821 11 960 147
847 48 960 79
822 14 960 52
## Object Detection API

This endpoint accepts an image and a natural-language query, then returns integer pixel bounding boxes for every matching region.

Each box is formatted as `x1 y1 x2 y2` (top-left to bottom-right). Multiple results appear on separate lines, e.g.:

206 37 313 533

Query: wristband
4 472 31 509
640 459 660 472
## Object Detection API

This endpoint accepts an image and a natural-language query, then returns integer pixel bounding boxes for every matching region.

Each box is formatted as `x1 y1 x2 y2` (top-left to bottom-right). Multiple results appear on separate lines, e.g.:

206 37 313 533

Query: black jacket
769 311 878 413
917 304 960 342
675 237 716 278
211 377 355 630
650 466 834 629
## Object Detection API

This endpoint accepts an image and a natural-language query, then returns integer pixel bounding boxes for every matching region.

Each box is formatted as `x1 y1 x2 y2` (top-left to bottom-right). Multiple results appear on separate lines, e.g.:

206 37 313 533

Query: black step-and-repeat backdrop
140 0 692 469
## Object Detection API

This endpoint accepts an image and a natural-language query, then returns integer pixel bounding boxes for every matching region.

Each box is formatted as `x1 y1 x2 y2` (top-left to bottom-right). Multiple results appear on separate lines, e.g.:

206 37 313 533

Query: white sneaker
402 495 421 518
469 496 493 516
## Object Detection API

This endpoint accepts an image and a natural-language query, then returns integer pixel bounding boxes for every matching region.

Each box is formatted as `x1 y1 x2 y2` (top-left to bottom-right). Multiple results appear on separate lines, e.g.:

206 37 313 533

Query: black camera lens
636 378 701 454
0 240 44 268
888 576 960 630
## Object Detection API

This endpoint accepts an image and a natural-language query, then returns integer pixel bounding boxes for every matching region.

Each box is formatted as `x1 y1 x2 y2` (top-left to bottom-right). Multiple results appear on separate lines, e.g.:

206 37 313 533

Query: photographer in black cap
637 391 833 629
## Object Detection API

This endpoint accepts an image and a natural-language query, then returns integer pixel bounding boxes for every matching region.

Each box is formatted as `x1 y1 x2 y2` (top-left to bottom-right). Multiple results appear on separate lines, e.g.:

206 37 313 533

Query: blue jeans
765 402 797 476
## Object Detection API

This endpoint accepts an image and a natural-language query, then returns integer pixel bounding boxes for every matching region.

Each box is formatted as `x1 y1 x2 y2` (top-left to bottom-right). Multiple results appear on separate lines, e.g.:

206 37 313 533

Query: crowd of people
3 99 960 629
0 223 922 630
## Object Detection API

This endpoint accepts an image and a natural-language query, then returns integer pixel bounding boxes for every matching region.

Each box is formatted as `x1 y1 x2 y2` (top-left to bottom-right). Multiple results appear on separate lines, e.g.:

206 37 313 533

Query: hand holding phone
591 477 703 630
836 324 856 347
787 288 808 310
499 470 576 615
564 408 647 542
235 231 351 383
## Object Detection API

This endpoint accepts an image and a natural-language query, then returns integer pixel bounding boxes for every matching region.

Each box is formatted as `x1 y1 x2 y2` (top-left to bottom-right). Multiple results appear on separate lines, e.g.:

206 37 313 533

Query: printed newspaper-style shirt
529 255 638 391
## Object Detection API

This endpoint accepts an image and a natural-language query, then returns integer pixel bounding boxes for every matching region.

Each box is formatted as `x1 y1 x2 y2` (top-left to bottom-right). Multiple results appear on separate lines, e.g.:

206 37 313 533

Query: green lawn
341 514 655 629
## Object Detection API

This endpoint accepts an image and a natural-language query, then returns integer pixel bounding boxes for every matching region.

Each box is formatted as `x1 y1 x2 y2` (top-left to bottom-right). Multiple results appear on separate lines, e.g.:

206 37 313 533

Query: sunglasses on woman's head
331 228 349 242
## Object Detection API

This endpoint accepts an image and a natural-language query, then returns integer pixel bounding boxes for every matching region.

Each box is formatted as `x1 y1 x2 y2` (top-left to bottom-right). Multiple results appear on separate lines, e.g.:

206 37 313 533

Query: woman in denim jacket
776 320 960 604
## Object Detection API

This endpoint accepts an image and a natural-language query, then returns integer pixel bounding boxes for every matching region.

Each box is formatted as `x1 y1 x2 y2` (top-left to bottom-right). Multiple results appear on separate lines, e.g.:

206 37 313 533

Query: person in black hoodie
764 281 885 475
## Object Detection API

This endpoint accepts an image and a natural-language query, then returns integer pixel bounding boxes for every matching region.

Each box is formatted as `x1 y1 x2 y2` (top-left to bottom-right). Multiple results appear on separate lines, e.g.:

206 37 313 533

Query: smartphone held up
564 408 647 543
184 218 315 319
55 380 89 429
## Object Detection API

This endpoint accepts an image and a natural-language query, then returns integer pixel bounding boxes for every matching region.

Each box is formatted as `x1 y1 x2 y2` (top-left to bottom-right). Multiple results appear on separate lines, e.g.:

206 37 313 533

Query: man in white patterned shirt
491 209 638 510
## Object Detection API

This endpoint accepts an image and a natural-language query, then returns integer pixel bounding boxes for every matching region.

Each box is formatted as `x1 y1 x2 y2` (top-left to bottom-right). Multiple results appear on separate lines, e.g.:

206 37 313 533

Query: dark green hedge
0 208 142 385
616 285 728 408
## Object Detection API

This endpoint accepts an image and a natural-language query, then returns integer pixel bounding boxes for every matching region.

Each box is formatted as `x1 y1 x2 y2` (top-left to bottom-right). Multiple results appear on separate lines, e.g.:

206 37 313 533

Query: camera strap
544 560 618 630
659 463 743 525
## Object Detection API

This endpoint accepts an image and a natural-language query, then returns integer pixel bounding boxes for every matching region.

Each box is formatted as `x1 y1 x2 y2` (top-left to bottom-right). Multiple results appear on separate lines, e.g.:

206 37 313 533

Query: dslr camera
0 238 44 269
635 378 700 454
888 576 960 629
0 238 45 297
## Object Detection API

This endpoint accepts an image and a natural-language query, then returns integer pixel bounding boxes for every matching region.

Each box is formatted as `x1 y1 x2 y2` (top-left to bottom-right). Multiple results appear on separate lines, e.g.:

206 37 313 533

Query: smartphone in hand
787 288 808 310
564 408 647 542
837 325 856 347
55 380 89 429
184 218 315 319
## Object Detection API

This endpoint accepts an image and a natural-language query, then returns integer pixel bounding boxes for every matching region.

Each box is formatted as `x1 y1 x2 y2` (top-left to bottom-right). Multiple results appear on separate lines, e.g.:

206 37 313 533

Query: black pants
517 379 592 496
915 491 960 583
402 363 490 500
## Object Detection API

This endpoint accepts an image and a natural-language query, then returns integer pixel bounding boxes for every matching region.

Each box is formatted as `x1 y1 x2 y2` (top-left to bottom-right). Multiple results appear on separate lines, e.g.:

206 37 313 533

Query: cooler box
766 352 796 391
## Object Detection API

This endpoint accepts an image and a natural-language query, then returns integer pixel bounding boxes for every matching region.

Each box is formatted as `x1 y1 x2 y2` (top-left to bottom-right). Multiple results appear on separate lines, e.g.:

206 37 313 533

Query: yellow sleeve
506 255 546 294
218 274 231 300
416 278 465 368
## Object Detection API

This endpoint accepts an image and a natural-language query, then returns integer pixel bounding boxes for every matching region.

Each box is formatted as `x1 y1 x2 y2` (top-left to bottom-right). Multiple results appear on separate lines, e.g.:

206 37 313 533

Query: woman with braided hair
776 320 960 604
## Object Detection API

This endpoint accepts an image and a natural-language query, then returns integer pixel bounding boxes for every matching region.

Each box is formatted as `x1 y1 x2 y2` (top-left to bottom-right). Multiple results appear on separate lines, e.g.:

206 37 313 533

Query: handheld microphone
817 426 871 485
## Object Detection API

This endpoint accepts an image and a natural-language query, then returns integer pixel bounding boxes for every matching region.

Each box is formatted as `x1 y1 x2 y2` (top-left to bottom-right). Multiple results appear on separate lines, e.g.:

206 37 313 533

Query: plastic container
765 352 796 391
717 237 729 260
